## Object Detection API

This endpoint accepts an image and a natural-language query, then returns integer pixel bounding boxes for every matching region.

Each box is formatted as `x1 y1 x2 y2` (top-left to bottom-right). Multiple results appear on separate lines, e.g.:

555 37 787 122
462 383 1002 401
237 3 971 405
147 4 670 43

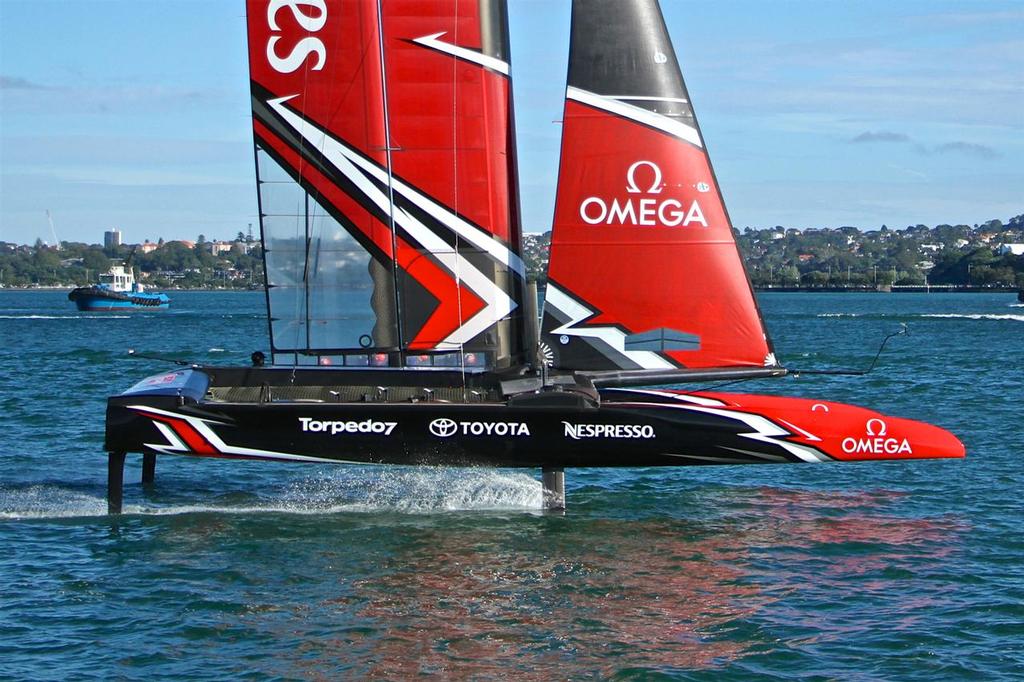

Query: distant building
139 240 159 254
209 240 247 256
104 229 122 249
997 243 1024 256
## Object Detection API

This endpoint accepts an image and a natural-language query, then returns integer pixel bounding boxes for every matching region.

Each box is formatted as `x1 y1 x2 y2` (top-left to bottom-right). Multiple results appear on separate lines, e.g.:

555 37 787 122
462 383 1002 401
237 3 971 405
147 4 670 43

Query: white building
209 240 249 256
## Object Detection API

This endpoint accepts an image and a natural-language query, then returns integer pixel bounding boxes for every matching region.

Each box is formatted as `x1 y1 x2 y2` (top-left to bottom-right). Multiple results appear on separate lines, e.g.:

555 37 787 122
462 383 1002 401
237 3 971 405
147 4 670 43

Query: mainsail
540 0 776 372
246 0 528 368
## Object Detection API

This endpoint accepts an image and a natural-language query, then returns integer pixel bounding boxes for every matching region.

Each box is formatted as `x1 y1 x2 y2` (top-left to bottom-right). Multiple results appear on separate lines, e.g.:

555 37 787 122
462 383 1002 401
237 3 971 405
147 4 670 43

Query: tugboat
68 263 169 311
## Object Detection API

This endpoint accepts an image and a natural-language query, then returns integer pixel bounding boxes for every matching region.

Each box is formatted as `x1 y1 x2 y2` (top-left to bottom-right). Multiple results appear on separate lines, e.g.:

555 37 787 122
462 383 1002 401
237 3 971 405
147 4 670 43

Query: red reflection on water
346 530 762 677
272 486 964 677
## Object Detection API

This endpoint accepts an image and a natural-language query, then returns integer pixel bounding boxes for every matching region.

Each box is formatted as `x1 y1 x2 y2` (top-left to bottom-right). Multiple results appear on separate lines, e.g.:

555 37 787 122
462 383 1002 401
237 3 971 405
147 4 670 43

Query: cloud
848 133 1000 159
0 81 237 117
933 141 1000 159
0 75 50 90
914 10 1024 27
851 131 911 144
885 163 928 180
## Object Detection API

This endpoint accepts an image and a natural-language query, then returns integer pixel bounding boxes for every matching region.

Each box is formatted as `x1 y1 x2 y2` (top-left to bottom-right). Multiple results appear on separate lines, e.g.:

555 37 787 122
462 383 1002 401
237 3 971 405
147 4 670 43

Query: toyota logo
429 418 458 438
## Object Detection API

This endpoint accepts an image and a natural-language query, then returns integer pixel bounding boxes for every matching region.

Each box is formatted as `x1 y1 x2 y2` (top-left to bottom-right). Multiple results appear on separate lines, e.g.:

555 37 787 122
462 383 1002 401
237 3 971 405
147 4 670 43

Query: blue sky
1 0 1021 246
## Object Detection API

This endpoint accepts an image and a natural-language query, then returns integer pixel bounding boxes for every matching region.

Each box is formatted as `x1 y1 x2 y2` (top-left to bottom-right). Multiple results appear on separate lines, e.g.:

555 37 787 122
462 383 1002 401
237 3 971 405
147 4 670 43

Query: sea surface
1 290 1022 679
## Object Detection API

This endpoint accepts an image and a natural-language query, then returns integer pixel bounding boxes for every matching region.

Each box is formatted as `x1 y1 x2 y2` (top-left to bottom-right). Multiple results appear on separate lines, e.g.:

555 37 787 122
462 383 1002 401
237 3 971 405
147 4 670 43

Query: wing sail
246 0 528 368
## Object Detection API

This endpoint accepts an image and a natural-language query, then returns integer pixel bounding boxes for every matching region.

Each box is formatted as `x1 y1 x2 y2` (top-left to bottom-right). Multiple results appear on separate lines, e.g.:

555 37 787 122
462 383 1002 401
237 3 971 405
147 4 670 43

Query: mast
375 0 404 353
540 0 777 373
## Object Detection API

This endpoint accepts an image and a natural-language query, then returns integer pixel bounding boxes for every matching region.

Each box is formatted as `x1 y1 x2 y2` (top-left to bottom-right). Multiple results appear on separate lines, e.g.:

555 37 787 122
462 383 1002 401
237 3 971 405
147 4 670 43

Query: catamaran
102 0 963 513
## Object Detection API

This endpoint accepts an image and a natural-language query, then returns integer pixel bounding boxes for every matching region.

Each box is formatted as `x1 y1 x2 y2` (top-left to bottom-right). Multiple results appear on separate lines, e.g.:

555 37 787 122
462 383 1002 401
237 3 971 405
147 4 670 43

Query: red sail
540 0 776 372
246 0 527 368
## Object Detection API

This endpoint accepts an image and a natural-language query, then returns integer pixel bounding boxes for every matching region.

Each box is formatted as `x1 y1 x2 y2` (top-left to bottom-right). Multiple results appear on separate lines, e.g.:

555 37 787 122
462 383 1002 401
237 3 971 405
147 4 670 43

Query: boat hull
105 369 964 468
68 287 170 311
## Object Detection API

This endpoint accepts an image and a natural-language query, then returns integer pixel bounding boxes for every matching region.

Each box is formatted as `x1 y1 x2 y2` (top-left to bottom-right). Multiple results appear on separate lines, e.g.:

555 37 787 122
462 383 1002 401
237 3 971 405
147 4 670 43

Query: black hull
105 366 963 470
109 395 804 469
102 366 963 512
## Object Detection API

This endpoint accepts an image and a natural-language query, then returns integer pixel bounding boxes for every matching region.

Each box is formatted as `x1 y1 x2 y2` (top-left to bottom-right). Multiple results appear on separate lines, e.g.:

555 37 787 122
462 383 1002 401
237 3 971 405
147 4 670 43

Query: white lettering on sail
579 160 709 228
608 199 636 224
580 197 606 223
266 0 327 74
268 37 326 73
658 199 683 226
268 0 327 31
684 200 706 227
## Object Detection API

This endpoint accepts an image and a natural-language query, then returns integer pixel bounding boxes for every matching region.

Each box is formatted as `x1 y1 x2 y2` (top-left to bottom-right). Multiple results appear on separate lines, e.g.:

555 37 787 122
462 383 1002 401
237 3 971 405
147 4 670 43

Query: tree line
736 217 1023 288
525 215 1024 288
2 214 1022 289
0 234 263 288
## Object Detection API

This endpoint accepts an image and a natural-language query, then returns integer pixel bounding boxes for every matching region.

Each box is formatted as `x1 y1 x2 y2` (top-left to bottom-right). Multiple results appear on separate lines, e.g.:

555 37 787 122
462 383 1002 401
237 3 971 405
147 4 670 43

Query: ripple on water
1 290 1023 678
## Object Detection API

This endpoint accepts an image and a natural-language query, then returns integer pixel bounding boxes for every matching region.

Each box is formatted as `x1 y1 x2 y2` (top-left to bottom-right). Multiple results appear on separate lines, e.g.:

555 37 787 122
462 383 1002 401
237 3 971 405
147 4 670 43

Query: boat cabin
99 265 136 293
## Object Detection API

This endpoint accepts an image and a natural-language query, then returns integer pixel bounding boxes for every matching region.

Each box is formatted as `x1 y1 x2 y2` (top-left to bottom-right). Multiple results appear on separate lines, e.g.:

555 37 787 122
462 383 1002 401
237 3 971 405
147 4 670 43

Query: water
1 290 1022 679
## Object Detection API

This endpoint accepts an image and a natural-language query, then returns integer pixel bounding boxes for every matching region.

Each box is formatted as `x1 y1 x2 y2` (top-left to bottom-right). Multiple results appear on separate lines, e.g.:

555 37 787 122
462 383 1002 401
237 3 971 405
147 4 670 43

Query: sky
0 0 1021 246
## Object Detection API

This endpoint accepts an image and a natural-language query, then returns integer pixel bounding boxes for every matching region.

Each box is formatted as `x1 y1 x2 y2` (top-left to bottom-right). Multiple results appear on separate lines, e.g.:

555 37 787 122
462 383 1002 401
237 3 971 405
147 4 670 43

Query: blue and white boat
68 264 169 311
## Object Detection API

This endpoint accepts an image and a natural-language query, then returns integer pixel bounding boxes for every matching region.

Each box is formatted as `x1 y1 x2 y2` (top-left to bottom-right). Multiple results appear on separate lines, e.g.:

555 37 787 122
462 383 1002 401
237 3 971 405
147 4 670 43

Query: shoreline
753 285 1019 293
0 286 260 292
1 284 1018 295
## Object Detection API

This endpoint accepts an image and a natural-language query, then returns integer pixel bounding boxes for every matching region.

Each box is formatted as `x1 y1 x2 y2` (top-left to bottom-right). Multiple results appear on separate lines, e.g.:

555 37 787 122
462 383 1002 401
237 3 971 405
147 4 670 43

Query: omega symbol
625 160 664 194
865 419 887 436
